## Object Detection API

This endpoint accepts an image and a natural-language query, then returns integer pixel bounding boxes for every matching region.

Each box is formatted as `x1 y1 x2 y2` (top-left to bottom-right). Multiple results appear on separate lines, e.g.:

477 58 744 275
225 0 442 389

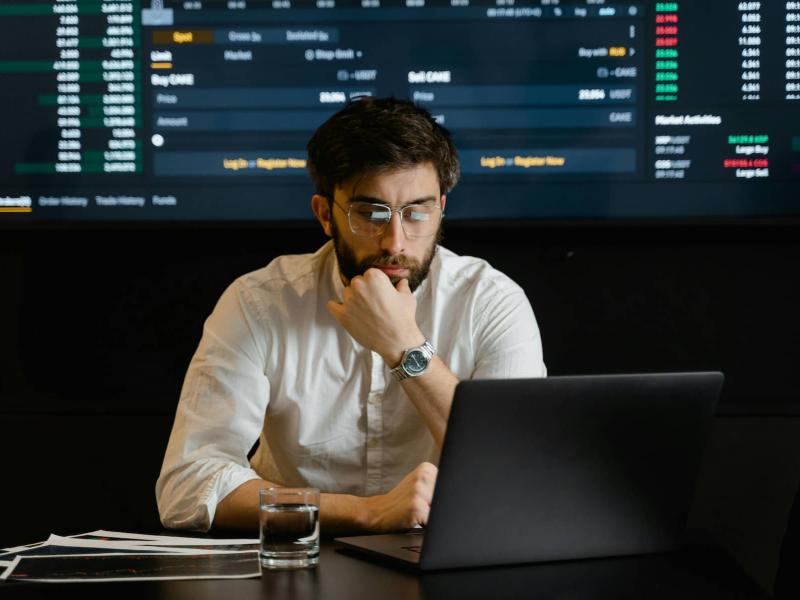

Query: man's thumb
326 299 343 320
396 278 411 293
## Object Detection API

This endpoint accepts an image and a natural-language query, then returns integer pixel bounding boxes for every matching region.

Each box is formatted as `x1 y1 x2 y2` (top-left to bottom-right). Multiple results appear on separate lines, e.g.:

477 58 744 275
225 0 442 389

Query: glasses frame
331 198 445 239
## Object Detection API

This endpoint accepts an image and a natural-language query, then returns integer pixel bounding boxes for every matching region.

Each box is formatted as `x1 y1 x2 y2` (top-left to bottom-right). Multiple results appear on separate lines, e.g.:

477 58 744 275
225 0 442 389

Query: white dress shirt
156 241 546 530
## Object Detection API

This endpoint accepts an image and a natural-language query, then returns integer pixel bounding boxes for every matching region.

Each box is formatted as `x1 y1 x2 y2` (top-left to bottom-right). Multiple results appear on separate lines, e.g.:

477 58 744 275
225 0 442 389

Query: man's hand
363 462 438 532
327 268 425 365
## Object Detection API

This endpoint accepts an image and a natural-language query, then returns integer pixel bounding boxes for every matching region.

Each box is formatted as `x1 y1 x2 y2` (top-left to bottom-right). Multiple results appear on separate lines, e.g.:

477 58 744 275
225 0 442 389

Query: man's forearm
397 355 459 448
213 478 373 534
325 269 459 446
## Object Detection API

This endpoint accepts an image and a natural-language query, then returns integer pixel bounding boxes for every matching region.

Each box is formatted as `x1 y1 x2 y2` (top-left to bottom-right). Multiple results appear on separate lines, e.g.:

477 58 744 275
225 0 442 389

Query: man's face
326 163 445 292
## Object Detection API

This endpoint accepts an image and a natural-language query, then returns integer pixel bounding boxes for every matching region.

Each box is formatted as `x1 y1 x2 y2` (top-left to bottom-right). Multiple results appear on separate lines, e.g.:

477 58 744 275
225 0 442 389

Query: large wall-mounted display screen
1 0 798 222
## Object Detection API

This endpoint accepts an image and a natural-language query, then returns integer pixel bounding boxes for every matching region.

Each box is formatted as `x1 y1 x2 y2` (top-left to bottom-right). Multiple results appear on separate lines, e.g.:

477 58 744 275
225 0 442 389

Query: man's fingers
396 278 411 294
416 482 435 505
326 299 343 320
362 268 380 280
349 275 366 290
411 499 431 528
364 267 391 283
415 463 437 503
418 461 438 479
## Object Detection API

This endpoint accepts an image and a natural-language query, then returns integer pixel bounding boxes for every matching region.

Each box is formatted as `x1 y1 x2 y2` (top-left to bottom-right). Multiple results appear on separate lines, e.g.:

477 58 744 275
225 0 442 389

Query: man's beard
330 218 441 292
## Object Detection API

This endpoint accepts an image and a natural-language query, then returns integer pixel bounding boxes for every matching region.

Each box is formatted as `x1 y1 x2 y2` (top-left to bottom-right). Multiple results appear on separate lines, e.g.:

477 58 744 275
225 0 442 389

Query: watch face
403 350 428 374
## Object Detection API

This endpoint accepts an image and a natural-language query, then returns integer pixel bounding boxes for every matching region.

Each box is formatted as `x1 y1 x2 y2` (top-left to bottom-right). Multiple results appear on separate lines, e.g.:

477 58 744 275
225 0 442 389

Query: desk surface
2 539 766 600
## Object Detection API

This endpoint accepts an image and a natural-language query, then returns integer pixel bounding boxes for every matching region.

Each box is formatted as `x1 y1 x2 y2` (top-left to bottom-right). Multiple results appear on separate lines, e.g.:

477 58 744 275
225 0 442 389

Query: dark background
1 221 799 594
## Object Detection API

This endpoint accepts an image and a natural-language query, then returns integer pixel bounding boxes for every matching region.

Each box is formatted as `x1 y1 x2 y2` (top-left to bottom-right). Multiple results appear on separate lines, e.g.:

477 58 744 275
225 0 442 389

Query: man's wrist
358 494 380 531
320 492 378 534
381 333 426 367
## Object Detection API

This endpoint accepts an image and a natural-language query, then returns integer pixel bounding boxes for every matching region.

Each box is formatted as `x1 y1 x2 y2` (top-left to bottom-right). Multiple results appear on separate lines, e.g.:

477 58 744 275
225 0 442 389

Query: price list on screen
0 0 142 183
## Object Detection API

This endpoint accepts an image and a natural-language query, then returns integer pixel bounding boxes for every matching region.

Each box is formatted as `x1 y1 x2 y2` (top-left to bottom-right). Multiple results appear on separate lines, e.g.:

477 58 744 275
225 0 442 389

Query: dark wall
3 223 800 414
1 223 799 592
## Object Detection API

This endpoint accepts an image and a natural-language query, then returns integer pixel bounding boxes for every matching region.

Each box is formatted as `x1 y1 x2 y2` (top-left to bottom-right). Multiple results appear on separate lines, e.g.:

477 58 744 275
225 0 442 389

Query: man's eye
407 211 430 222
366 210 390 221
352 204 387 219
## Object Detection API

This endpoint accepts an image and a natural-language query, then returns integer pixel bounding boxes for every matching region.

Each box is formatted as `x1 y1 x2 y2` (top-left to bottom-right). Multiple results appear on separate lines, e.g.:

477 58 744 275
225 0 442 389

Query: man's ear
441 195 447 213
311 194 333 238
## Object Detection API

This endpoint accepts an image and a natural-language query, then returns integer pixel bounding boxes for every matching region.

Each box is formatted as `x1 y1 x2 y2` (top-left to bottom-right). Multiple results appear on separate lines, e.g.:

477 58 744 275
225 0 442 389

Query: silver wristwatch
390 340 436 381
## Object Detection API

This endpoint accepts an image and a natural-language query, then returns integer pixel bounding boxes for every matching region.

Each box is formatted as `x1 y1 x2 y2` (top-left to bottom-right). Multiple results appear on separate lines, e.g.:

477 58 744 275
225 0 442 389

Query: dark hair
306 97 460 199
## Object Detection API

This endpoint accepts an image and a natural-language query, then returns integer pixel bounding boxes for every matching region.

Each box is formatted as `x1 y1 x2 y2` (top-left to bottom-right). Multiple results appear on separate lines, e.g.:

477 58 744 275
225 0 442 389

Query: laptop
335 372 723 571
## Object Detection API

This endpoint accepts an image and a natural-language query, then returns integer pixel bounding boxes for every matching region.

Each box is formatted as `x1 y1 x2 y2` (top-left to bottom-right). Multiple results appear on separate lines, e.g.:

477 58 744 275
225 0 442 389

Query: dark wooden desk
2 539 767 599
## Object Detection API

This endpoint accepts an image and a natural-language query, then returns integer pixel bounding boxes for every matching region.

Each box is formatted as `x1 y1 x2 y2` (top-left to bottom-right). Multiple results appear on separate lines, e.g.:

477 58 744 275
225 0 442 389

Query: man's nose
379 211 406 255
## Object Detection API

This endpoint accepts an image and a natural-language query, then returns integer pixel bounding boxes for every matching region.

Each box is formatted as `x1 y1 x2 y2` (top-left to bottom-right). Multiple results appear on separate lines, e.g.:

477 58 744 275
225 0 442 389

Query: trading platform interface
0 0 798 221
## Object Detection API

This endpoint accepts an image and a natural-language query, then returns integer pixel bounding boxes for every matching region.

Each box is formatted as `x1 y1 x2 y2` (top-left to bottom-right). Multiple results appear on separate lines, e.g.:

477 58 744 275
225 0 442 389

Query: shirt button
367 437 379 448
368 394 381 405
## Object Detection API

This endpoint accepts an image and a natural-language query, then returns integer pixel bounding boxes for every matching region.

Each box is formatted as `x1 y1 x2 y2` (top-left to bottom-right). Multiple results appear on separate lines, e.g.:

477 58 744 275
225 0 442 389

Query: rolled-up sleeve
471 284 546 380
156 280 270 531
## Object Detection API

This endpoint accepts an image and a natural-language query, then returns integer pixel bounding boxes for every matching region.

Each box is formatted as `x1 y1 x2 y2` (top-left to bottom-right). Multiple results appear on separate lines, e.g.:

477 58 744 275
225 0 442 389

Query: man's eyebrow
349 195 438 206
349 195 384 204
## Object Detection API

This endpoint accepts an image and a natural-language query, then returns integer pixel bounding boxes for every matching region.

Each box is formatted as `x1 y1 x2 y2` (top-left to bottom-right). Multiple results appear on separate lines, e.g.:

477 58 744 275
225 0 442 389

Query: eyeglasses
333 199 444 238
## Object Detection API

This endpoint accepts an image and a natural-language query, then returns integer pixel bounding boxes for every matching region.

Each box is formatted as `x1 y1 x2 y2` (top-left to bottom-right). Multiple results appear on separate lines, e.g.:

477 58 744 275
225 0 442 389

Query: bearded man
156 97 546 533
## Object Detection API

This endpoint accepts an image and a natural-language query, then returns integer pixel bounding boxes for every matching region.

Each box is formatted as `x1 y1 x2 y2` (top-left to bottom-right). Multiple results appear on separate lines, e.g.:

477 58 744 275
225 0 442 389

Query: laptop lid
416 372 723 570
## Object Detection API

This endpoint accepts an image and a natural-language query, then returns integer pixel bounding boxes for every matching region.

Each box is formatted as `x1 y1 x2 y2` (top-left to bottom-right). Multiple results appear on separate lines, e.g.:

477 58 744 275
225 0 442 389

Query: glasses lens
401 203 440 237
349 202 391 236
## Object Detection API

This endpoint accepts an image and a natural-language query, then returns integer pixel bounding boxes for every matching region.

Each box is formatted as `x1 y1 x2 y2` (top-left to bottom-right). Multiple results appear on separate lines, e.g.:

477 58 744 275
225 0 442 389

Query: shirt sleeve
155 279 270 531
470 283 547 380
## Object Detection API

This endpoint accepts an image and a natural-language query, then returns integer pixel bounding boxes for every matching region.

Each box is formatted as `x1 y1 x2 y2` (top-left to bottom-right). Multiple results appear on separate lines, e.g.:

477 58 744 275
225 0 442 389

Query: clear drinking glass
259 487 320 569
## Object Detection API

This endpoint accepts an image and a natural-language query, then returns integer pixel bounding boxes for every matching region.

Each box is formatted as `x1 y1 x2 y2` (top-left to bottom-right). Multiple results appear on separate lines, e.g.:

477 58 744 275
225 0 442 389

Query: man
156 97 546 534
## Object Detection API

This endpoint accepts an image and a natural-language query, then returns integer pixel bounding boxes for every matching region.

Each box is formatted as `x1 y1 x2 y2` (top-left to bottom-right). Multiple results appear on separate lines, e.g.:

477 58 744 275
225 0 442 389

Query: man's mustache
368 255 419 269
